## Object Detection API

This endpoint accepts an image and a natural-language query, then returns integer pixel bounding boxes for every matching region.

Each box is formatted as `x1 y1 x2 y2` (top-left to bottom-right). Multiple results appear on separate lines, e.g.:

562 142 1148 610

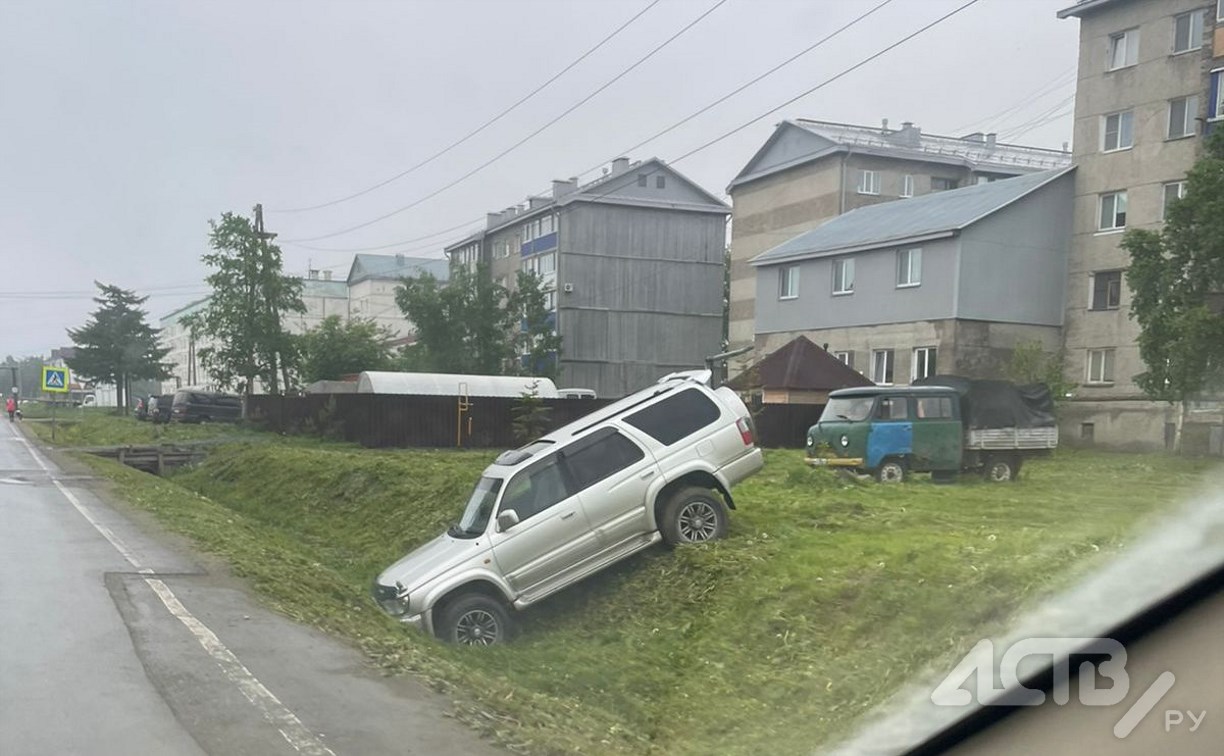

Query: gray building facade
446 157 729 398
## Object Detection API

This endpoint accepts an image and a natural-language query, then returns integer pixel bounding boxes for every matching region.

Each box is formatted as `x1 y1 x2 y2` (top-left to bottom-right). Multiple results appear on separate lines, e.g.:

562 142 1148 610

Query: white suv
373 370 764 645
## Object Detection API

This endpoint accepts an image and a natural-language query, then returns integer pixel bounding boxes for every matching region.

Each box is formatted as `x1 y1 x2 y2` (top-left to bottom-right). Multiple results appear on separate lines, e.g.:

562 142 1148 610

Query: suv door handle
561 511 576 520
639 470 656 480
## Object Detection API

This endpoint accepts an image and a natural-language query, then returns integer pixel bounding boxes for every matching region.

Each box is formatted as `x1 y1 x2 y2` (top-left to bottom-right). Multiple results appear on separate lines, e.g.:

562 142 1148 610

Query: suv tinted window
623 388 720 445
564 431 646 490
500 455 571 522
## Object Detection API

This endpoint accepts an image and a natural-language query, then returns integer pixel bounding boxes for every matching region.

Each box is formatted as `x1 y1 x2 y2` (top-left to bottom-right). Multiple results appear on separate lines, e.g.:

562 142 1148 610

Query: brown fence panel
751 403 825 449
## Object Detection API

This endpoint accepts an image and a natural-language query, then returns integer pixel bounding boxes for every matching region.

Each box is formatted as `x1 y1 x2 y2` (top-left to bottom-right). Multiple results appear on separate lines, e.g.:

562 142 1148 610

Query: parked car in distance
170 391 242 423
557 388 597 399
150 394 177 424
373 369 764 646
134 396 148 421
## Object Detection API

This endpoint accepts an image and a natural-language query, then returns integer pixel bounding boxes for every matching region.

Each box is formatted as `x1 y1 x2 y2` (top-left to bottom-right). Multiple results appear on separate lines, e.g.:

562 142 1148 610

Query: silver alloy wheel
454 608 501 646
678 500 719 542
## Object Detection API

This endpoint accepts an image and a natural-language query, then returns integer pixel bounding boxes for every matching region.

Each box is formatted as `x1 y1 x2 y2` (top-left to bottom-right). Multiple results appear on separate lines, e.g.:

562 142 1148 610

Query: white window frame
832 258 855 295
872 349 894 386
1172 10 1205 54
778 264 799 300
1218 0 1223 22
1108 28 1139 70
931 176 957 192
857 170 880 195
1101 110 1134 152
897 248 922 288
1162 181 1187 220
900 174 914 198
833 351 853 368
911 347 937 381
1168 95 1199 139
1212 70 1224 122
1086 348 1116 385
1089 270 1122 311
1098 191 1128 231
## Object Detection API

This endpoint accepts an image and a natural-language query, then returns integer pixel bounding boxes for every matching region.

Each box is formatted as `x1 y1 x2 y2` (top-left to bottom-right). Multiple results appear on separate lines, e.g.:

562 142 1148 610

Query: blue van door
866 396 913 469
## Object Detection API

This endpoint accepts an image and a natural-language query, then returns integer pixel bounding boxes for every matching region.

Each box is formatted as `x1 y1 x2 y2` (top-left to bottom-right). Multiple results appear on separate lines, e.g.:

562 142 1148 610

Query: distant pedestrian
5 396 15 421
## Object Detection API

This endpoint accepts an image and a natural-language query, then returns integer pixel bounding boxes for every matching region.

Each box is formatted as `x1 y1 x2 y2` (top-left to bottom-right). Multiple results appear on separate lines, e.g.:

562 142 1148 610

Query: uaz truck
804 376 1057 483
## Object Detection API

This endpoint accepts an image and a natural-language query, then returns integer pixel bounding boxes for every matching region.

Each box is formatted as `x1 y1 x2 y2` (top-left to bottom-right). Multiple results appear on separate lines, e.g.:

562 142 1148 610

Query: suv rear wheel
436 594 513 646
660 487 728 546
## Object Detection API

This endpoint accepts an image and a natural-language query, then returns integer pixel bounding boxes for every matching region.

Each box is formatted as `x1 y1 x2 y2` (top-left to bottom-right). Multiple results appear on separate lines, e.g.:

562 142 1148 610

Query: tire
436 594 513 647
875 458 907 484
984 455 1018 483
659 487 729 546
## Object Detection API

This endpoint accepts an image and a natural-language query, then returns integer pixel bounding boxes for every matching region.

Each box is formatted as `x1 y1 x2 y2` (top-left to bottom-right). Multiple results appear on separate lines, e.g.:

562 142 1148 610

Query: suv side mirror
496 510 520 532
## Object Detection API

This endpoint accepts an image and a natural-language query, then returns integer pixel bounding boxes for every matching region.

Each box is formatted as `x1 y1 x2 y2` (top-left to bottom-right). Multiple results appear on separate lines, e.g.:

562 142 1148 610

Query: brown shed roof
730 336 875 392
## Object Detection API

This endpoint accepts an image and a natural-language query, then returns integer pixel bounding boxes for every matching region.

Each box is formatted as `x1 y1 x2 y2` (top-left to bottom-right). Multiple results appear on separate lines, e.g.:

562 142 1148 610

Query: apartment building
750 168 1074 384
1056 0 1222 450
727 119 1072 360
445 157 729 398
344 254 449 340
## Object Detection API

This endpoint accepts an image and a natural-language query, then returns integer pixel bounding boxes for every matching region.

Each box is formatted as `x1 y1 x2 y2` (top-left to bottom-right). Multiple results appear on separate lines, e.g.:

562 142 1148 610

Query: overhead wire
946 64 1077 135
281 0 730 244
267 0 664 214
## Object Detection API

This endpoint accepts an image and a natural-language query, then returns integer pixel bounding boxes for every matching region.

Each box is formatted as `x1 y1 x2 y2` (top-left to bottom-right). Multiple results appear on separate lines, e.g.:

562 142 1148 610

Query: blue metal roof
750 167 1073 266
347 254 449 284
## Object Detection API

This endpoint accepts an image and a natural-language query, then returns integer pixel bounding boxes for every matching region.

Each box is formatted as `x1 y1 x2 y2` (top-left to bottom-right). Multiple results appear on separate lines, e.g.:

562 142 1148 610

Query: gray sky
0 0 1079 358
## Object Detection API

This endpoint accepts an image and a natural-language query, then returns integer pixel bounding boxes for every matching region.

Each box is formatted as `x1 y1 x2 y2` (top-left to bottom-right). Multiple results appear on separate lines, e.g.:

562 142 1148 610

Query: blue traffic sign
42 366 69 393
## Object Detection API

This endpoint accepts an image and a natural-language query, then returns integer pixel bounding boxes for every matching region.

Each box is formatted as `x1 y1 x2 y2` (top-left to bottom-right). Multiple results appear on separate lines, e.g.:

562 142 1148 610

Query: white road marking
8 424 336 755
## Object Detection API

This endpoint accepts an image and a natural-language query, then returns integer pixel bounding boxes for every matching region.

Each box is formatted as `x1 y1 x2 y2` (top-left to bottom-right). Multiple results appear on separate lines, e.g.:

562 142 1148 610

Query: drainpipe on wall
839 149 852 215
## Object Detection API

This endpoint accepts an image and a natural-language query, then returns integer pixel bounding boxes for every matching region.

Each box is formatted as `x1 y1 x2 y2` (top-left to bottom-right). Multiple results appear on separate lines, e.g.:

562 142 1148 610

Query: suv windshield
451 476 502 538
821 396 875 422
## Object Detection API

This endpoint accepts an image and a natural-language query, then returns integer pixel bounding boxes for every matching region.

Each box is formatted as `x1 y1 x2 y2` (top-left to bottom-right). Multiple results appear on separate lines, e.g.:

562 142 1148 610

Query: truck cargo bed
966 427 1059 450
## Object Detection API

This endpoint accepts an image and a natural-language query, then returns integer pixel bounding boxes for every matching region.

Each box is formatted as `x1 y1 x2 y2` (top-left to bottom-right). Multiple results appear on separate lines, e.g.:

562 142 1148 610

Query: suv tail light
736 416 754 446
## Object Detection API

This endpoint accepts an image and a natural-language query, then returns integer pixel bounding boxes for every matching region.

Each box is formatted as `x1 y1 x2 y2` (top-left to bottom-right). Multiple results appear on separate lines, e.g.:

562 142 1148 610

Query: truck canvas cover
913 375 1055 430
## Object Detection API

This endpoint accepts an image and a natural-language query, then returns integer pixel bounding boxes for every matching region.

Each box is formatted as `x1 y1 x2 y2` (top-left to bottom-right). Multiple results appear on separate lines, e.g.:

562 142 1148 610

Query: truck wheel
437 594 513 646
984 456 1018 483
875 459 906 484
660 487 728 546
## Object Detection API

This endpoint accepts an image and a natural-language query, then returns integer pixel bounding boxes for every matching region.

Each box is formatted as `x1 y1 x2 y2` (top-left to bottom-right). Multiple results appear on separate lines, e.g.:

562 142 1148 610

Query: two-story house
1056 0 1222 450
445 157 729 398
344 254 449 341
750 168 1075 385
727 119 1072 363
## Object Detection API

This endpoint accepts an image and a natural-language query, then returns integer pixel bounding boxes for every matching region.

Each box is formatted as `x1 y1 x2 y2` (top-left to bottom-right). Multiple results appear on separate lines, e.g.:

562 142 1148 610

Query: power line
268 0 663 215
946 64 1077 135
282 216 484 254
282 0 730 244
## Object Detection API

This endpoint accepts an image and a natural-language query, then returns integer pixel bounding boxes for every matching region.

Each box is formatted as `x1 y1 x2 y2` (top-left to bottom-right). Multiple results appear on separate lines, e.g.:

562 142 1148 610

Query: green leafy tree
65 283 170 412
1005 340 1073 405
185 210 305 395
510 270 562 379
511 379 553 444
1122 130 1224 449
299 315 396 383
394 262 514 374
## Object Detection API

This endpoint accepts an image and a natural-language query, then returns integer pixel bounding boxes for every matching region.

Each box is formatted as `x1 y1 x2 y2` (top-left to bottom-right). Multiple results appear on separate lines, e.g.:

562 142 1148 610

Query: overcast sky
0 0 1079 359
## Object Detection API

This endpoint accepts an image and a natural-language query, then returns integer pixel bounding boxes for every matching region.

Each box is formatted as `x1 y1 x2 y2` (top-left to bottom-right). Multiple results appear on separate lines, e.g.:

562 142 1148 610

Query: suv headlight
373 581 410 617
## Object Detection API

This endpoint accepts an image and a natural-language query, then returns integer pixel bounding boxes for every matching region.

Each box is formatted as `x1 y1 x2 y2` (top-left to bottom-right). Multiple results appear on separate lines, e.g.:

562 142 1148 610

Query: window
897 248 921 287
1098 191 1128 231
912 347 937 380
563 431 645 490
833 258 855 295
931 177 958 192
1219 0 1223 22
778 264 799 299
1101 110 1134 151
857 170 880 195
623 388 721 446
543 289 556 310
1108 29 1139 70
522 223 535 243
872 349 894 385
875 395 908 420
916 396 954 419
655 175 665 189
1212 70 1224 121
540 214 554 236
833 351 853 369
1162 181 1187 219
1081 423 1095 443
1090 270 1122 310
637 173 648 187
1086 348 1116 384
501 455 572 522
1168 96 1199 139
523 252 556 277
901 174 914 198
1173 10 1204 54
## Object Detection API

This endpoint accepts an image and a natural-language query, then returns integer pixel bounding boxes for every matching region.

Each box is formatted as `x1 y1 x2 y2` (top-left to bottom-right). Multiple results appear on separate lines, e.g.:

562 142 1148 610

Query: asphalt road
0 419 503 756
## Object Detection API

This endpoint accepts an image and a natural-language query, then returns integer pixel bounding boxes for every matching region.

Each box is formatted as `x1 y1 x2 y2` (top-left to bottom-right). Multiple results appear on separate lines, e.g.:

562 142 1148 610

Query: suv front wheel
660 487 729 546
436 594 513 646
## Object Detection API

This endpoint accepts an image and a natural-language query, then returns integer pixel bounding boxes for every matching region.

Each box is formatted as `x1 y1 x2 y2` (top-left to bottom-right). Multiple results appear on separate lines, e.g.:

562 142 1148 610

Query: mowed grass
25 407 256 447
73 441 1217 755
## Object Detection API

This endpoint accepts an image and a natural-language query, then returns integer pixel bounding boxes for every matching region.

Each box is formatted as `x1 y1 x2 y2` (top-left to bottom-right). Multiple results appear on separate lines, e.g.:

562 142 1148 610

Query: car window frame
496 452 575 524
560 427 649 492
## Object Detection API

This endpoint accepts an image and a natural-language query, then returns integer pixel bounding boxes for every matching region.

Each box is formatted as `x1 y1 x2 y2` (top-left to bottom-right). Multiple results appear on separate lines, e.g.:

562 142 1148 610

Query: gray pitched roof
1056 0 1125 18
346 254 449 284
750 167 1073 266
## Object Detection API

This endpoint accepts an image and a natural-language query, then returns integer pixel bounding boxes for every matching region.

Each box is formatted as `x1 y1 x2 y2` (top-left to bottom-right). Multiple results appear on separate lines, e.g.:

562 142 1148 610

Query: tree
511 380 553 444
1122 130 1224 449
394 263 514 374
185 209 305 395
298 315 395 383
1004 340 1073 404
509 270 563 379
65 283 170 411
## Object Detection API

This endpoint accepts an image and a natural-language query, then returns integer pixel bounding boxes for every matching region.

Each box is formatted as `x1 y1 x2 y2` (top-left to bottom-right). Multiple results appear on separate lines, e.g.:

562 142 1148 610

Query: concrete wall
1061 0 1208 448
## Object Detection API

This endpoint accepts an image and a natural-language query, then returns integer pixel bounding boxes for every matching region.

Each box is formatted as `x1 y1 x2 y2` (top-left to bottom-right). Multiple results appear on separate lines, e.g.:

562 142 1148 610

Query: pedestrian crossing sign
42 366 69 393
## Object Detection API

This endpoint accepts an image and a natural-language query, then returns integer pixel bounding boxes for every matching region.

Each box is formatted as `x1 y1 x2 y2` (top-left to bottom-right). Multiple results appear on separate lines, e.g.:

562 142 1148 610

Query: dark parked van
151 394 177 424
170 391 242 423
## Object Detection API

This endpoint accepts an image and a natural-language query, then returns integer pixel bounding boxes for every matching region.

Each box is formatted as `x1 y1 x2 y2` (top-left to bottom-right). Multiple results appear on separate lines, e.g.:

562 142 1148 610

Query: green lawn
68 440 1218 755
25 407 256 447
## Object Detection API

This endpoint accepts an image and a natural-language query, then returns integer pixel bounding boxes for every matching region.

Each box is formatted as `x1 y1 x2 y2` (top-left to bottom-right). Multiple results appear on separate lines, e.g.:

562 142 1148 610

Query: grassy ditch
78 443 1216 755
25 408 256 447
